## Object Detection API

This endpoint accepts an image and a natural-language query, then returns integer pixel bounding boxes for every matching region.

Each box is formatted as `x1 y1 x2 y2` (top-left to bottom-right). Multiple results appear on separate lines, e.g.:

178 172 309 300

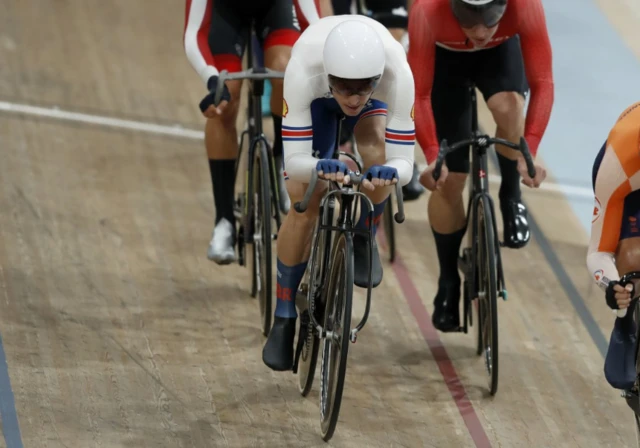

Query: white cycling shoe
207 218 236 265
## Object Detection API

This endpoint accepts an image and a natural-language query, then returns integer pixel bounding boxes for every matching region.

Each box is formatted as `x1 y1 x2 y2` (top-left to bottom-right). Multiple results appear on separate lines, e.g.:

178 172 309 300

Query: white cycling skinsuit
280 14 416 186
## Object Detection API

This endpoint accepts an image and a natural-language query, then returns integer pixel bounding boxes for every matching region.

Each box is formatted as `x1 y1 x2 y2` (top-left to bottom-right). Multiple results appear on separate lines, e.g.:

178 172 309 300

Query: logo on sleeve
593 269 610 289
410 104 414 121
283 99 289 118
592 197 601 223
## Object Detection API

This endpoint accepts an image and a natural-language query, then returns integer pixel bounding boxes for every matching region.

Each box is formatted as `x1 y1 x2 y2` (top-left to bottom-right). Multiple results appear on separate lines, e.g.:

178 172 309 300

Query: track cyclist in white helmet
262 15 416 371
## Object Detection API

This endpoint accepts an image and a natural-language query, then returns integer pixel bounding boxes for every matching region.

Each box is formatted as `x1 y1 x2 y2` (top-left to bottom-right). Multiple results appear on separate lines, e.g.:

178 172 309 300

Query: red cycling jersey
407 0 554 164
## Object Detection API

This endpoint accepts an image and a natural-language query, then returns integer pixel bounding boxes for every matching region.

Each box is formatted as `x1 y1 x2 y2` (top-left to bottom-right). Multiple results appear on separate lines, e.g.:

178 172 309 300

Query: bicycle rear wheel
298 203 335 396
383 196 396 263
476 195 499 395
251 141 273 336
319 232 353 442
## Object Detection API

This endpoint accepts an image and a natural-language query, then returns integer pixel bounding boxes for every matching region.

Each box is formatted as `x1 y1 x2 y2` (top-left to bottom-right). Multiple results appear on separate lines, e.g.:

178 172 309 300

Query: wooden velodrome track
0 1 638 447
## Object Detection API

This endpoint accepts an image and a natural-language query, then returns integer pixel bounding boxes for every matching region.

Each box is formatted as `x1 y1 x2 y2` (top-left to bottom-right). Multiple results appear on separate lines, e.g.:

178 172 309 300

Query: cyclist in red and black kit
184 0 309 264
408 0 552 332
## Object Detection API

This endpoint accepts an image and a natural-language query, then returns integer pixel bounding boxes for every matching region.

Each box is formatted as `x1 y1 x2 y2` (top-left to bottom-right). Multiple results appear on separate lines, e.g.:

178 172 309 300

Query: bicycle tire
243 147 257 298
251 142 273 336
319 232 353 442
298 204 335 396
383 196 396 263
475 294 484 356
477 195 499 395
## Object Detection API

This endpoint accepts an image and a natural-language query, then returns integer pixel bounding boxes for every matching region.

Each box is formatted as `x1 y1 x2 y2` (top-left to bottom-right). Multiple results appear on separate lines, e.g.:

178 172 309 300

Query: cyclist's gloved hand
420 156 448 192
362 165 398 191
316 159 350 183
606 280 634 311
199 75 231 117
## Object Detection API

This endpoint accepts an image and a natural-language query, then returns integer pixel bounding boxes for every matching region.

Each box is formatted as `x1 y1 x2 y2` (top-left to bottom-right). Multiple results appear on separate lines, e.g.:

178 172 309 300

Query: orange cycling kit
588 102 640 297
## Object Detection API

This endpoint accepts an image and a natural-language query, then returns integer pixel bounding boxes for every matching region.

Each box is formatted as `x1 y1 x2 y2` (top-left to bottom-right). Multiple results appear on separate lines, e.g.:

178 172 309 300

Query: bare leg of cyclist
352 116 392 288
616 238 640 319
262 180 327 371
205 79 243 264
428 173 468 332
616 238 640 276
486 92 529 249
387 27 405 41
265 44 293 214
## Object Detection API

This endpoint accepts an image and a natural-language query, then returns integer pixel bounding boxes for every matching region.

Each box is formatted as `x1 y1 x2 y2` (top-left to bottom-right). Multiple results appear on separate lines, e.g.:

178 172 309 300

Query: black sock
497 152 521 203
432 227 466 286
208 159 236 226
272 114 283 159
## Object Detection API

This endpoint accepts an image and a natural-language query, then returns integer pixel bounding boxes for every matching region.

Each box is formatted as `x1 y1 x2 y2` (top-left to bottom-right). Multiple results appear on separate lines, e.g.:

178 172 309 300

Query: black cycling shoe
432 282 461 332
402 163 425 202
262 316 297 371
501 199 531 249
353 233 383 288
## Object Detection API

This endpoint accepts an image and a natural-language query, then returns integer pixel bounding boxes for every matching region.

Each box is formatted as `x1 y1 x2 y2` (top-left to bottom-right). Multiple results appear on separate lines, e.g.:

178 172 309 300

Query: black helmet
450 0 507 28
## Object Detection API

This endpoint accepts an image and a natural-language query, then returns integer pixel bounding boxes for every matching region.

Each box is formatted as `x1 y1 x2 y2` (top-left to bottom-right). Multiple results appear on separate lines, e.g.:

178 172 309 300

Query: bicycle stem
433 135 536 182
294 168 406 224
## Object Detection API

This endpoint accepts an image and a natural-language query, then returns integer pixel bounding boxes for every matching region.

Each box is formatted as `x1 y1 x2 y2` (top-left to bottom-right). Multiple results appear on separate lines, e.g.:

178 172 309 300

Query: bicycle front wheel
476 195 499 395
298 204 335 396
251 142 273 336
319 232 353 442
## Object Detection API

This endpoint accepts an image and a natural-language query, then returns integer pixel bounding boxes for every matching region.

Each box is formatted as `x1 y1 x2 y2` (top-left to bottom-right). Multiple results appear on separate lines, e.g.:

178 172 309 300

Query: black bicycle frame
310 116 375 343
464 84 507 299
618 272 640 415
233 21 283 243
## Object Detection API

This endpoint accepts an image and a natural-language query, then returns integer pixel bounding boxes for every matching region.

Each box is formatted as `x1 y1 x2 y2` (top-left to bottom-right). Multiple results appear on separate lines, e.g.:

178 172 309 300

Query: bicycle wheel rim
473 234 483 356
254 146 273 336
478 196 499 395
635 413 640 447
298 214 333 396
297 309 321 396
319 233 353 441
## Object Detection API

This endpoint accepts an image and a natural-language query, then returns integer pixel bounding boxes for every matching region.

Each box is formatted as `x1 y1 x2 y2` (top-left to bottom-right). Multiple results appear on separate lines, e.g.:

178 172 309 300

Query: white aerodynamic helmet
322 20 386 81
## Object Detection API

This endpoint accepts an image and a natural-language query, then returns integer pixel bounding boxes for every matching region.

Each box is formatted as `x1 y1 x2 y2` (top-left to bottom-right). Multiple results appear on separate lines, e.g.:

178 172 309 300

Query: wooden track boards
0 1 637 446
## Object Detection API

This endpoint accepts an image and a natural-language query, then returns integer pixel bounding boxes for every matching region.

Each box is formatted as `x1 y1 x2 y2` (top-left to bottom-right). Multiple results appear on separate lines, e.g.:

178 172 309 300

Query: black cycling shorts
431 36 529 173
331 0 408 29
209 0 300 72
366 0 408 29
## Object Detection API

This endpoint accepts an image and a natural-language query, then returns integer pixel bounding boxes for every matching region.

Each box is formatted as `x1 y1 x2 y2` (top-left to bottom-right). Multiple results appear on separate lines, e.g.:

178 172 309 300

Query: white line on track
0 100 205 140
0 100 594 200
